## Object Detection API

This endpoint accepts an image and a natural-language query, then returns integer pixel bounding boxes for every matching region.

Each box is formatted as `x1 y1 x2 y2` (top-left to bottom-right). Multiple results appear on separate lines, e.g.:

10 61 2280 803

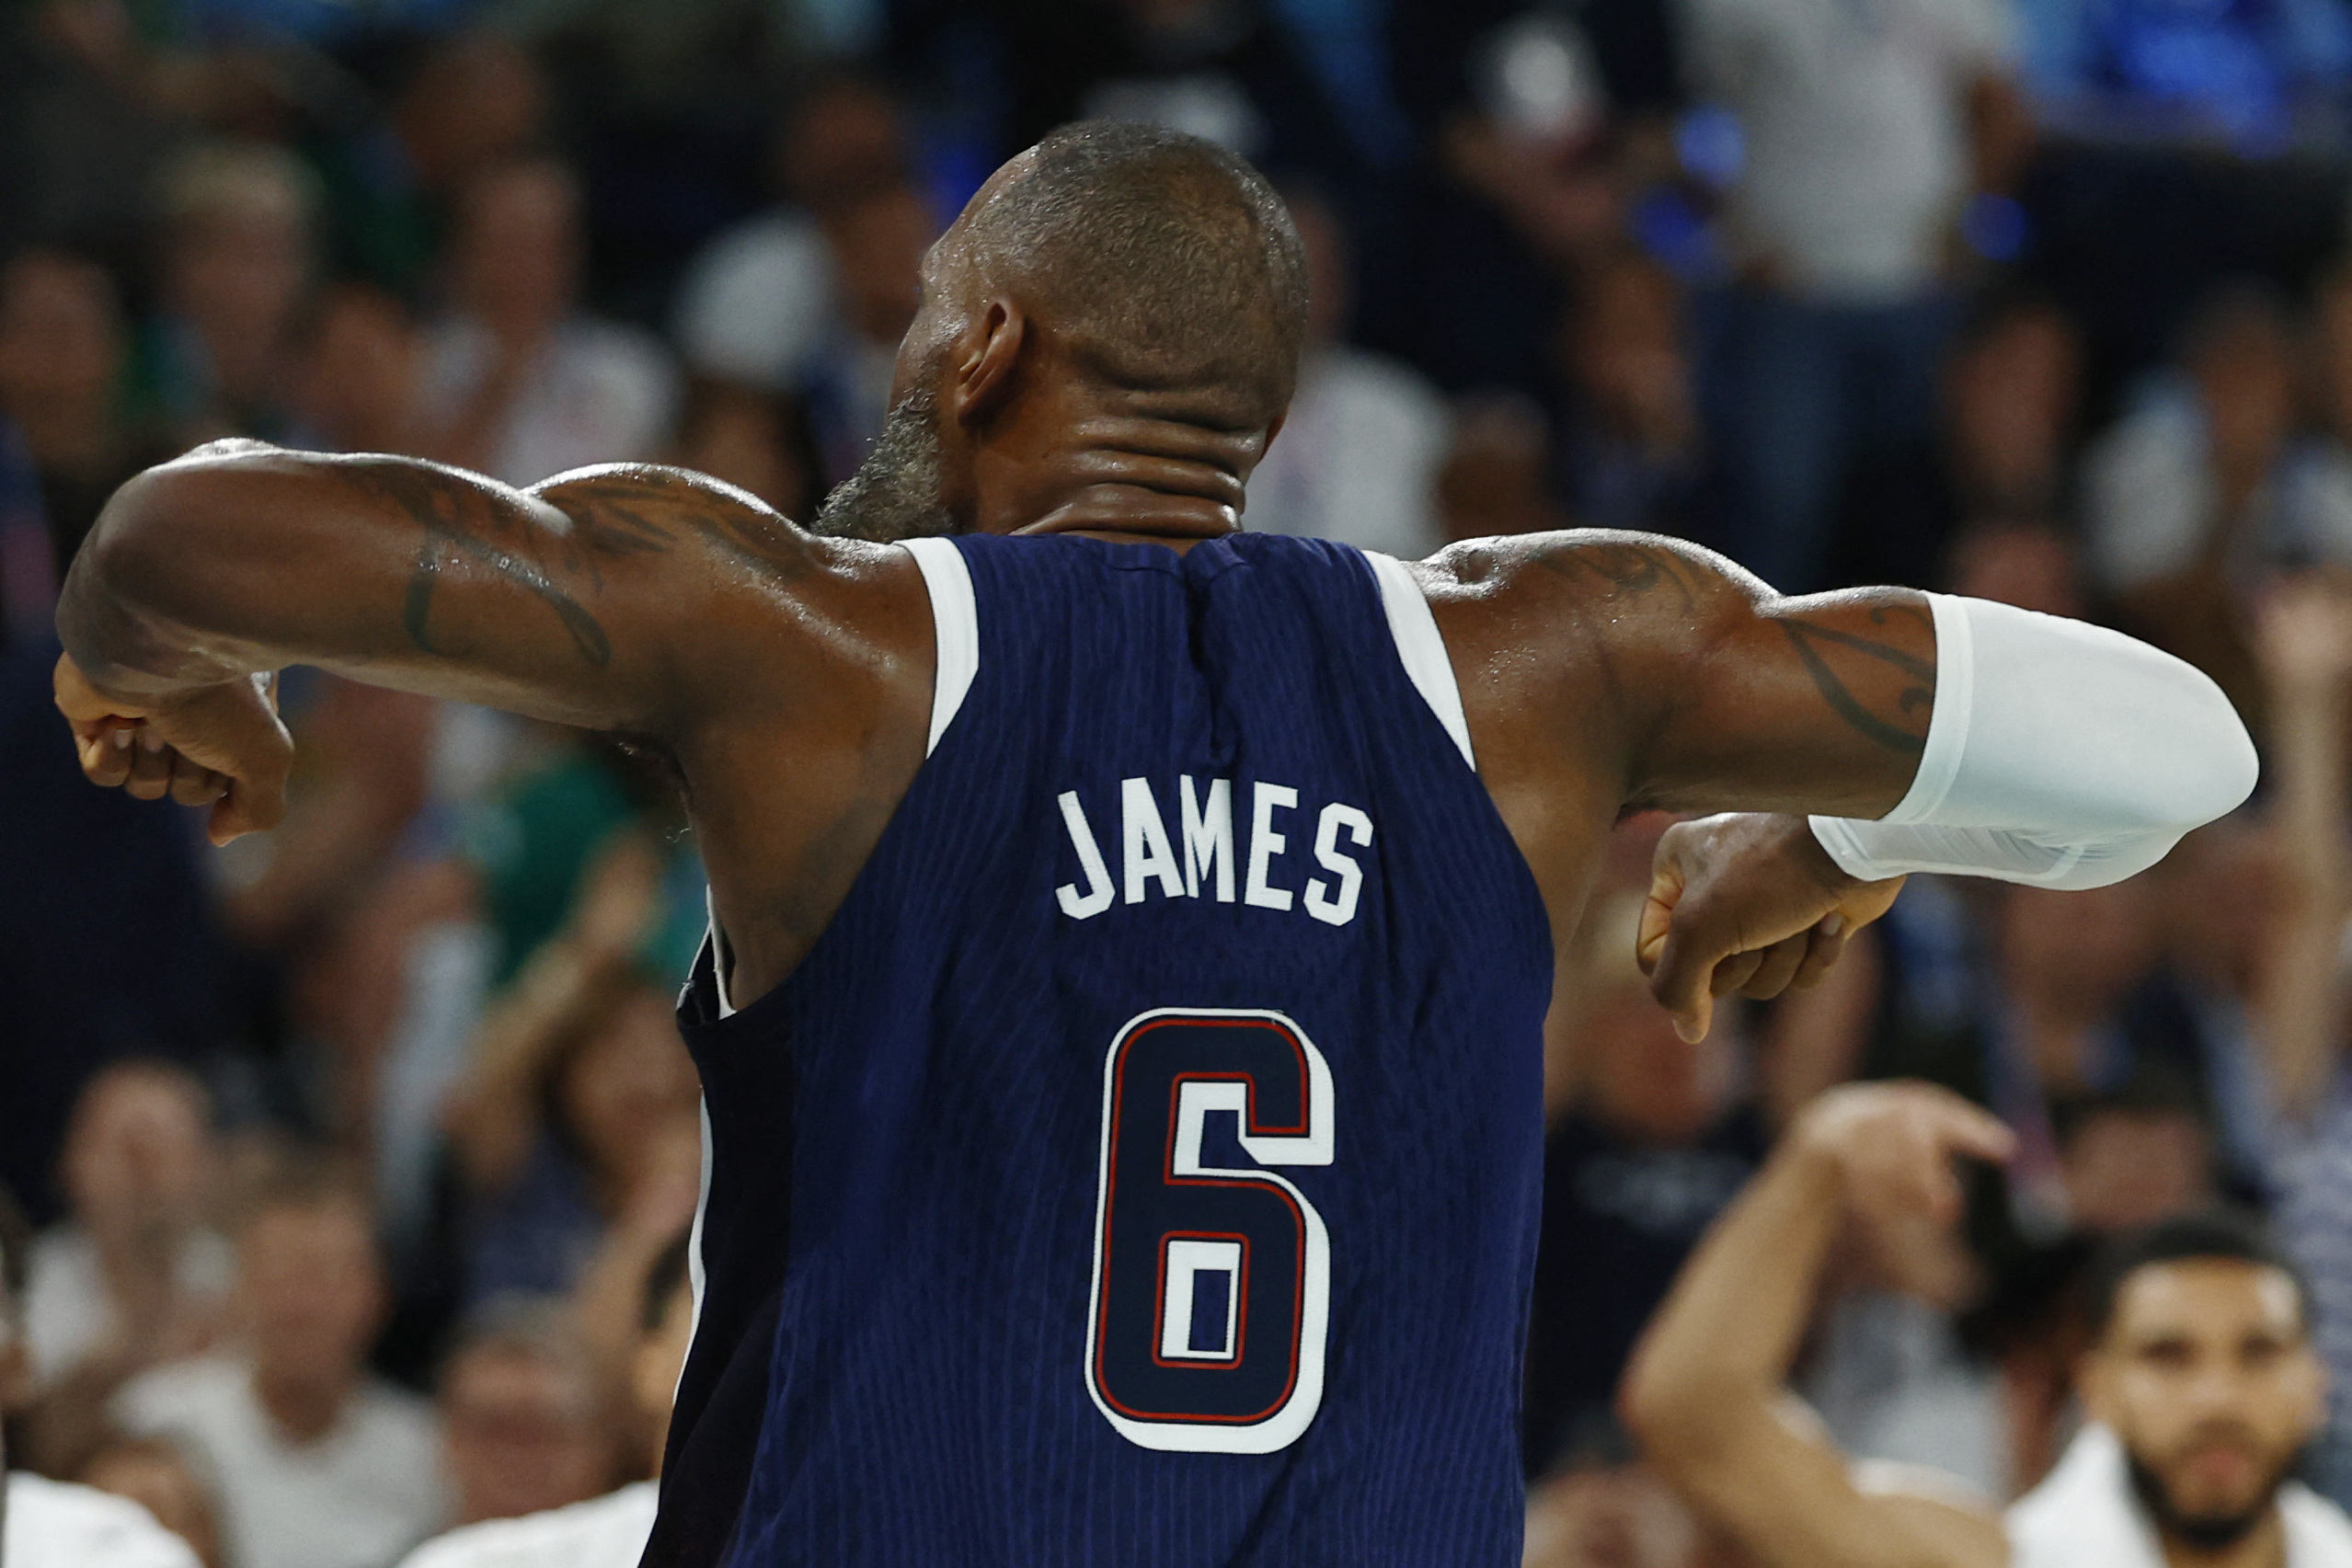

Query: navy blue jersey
653 532 1554 1568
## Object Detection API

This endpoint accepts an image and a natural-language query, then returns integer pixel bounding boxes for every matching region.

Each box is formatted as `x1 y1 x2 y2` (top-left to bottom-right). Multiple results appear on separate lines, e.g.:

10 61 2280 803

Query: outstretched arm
53 441 899 837
1428 532 2257 1035
1622 1082 2015 1568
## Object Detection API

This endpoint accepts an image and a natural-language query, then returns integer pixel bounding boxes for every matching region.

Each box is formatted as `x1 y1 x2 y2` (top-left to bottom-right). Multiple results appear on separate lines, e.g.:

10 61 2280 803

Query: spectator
1943 290 2082 532
2082 282 2352 721
0 1 188 265
19 1064 228 1425
393 1237 694 1568
1243 189 1447 556
2051 1072 2217 1231
3 1195 205 1568
77 1436 226 1568
146 141 318 444
419 156 678 486
291 284 429 459
0 628 224 1230
114 1162 448 1568
0 248 160 629
668 379 818 522
796 176 937 491
1521 1444 1708 1568
1627 1089 2352 1568
1945 521 2085 618
1520 889 1773 1476
1981 878 2186 1230
1368 12 1620 401
956 0 1375 209
1553 248 1700 535
1688 0 2026 590
671 74 911 397
2242 578 2352 1508
442 831 703 1310
1934 289 2086 613
1434 394 1568 542
306 30 549 296
2085 287 2292 555
438 1299 615 1528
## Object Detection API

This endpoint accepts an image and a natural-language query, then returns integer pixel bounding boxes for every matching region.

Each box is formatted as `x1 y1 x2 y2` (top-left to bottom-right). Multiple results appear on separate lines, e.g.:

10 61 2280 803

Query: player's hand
1789 1082 2014 1228
1638 813 1905 1042
54 653 293 844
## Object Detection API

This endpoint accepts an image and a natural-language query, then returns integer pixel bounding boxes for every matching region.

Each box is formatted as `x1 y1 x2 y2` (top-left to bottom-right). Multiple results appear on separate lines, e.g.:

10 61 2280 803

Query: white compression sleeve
1808 594 2258 889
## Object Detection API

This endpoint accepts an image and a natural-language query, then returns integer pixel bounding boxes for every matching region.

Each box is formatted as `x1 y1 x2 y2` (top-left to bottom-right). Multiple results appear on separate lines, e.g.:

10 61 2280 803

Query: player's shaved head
957 120 1308 425
821 120 1304 544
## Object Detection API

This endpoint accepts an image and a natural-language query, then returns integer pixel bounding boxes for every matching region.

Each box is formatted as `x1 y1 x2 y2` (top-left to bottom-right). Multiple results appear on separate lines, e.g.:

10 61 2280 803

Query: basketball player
1623 1083 2352 1568
52 123 2253 1565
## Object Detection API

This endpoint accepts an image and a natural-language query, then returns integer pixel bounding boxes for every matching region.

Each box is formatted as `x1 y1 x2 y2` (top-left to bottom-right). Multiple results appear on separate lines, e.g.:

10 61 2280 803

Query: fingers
208 763 288 844
1736 931 1811 999
1646 920 1719 1044
1924 1094 2017 1167
168 750 228 807
1789 913 1851 990
80 721 136 787
124 726 175 800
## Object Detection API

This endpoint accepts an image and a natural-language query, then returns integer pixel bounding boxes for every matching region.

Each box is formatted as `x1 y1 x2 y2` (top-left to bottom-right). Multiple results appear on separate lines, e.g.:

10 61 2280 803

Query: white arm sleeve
1807 594 2258 889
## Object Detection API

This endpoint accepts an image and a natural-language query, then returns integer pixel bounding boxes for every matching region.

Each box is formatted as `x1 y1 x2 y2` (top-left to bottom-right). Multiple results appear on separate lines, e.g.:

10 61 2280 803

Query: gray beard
809 387 957 544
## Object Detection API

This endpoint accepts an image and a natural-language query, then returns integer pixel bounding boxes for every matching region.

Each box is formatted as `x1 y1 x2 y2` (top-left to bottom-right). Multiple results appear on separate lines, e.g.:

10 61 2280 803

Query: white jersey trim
1364 551 1475 772
901 536 979 758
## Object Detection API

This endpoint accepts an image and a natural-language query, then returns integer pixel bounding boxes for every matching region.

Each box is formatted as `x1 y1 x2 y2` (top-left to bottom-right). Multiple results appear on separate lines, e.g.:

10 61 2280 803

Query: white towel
2007 1425 2352 1568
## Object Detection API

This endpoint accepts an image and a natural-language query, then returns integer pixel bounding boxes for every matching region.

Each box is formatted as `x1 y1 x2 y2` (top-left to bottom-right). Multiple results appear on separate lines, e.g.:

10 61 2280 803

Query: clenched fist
55 653 293 844
1638 813 1907 1042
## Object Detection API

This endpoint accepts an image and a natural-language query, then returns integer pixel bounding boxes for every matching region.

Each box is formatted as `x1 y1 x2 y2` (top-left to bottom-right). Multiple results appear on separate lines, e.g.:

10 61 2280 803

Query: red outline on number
1150 1230 1250 1368
1094 1015 1311 1425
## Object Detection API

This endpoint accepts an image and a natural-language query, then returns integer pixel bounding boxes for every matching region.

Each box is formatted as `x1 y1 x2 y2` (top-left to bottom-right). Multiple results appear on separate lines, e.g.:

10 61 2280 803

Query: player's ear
950 298 1027 426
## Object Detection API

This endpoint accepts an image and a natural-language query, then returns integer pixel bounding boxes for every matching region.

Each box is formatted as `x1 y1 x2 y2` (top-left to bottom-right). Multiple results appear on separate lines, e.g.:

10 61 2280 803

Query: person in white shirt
1685 0 2026 591
21 1064 231 1396
395 1236 696 1568
1626 1082 2352 1568
436 1299 616 1529
113 1166 448 1568
420 157 679 488
670 74 912 395
2 1223 202 1568
1240 190 1448 559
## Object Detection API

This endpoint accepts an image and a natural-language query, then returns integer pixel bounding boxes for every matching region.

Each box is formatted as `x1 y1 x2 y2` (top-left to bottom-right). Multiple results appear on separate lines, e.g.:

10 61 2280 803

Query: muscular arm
56 441 865 734
1622 1084 2014 1568
1433 531 2255 1033
1435 528 2241 821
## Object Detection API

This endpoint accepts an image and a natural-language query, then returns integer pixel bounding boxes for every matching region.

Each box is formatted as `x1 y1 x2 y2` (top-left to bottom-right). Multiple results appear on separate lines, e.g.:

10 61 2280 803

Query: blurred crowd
8 0 2352 1564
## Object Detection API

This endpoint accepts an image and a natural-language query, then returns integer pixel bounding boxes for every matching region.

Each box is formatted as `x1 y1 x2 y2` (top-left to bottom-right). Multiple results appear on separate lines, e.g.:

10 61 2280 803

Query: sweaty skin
51 150 1916 1031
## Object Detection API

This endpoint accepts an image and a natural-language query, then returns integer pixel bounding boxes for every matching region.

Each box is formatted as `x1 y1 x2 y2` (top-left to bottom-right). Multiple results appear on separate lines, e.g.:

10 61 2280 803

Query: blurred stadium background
3 0 2352 1563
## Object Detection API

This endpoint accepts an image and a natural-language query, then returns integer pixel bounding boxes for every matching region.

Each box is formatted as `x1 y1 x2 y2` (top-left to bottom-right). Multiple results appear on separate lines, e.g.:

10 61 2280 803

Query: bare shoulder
528 463 935 728
531 463 917 596
1405 528 1761 622
1402 530 1763 771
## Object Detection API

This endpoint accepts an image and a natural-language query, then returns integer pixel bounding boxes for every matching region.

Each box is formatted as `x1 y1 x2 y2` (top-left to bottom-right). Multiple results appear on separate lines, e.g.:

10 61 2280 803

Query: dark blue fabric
657 533 1553 1567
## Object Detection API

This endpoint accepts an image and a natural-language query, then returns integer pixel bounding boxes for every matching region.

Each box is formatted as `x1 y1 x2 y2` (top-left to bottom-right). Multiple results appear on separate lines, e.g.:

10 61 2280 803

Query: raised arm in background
2247 578 2352 1118
1621 1082 2017 1568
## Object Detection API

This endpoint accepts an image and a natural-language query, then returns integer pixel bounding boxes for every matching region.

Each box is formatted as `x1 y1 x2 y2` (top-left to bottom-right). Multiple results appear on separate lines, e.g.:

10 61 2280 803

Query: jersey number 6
1084 1008 1335 1453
